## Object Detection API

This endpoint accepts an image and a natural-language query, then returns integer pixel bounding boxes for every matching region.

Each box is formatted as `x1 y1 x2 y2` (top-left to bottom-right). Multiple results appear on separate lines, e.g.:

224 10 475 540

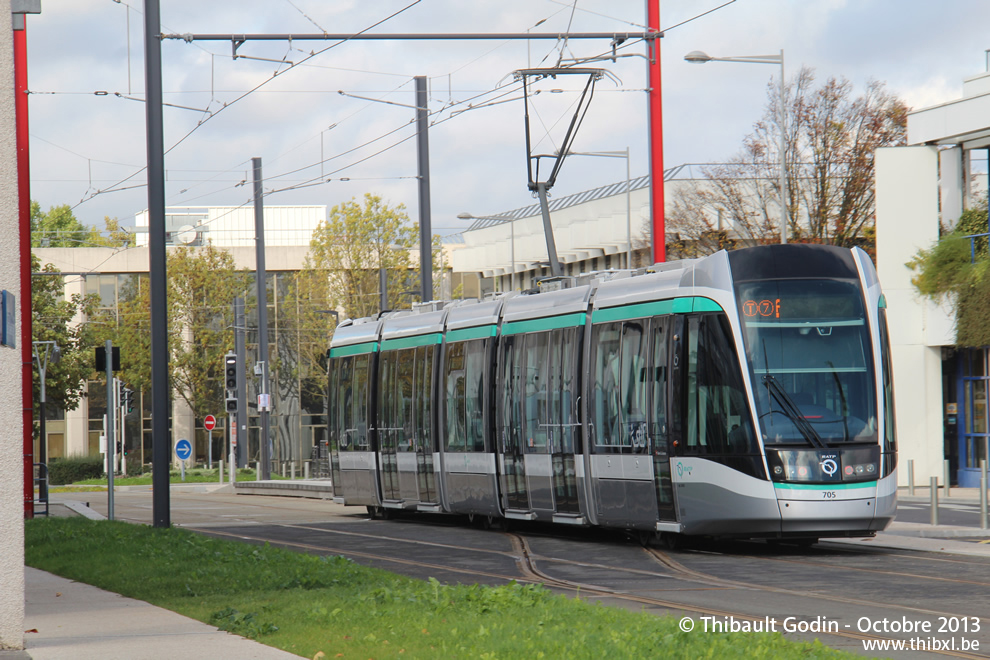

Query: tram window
592 323 622 448
620 321 649 450
651 320 667 442
444 342 467 451
464 340 487 452
445 340 487 453
523 332 550 452
397 349 415 450
553 326 581 454
501 335 521 441
352 354 371 450
683 315 757 457
418 346 435 451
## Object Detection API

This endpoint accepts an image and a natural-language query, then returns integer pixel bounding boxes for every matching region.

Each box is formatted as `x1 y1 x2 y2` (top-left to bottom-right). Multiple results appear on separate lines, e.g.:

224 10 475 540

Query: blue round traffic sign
175 438 192 461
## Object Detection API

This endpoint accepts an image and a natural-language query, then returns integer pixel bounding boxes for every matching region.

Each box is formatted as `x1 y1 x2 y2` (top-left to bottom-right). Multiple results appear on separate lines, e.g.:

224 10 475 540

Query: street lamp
458 212 517 292
32 340 61 505
560 148 632 268
685 49 789 244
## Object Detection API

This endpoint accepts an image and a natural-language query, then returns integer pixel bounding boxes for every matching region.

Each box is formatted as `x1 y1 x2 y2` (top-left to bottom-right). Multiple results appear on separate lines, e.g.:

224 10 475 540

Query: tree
31 254 104 414
31 201 130 248
31 202 92 248
305 194 422 321
660 68 907 259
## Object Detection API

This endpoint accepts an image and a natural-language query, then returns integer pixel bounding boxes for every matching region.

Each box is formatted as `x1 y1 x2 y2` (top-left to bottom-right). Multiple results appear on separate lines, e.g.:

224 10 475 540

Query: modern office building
876 68 990 488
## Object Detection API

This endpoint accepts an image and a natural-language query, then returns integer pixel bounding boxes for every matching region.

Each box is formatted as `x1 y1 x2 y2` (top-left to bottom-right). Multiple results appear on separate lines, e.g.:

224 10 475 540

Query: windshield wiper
763 374 827 449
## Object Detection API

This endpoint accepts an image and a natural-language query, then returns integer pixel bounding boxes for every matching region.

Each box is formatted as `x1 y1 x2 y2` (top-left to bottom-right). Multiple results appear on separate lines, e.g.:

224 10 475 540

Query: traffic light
225 352 238 412
123 388 134 414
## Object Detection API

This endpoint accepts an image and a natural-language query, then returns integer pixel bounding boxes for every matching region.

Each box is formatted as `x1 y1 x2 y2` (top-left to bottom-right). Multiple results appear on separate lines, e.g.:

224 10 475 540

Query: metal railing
962 231 990 262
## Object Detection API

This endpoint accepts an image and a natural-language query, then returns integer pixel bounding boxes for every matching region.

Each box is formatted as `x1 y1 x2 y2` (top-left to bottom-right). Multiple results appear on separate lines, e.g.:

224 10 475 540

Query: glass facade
77 270 331 472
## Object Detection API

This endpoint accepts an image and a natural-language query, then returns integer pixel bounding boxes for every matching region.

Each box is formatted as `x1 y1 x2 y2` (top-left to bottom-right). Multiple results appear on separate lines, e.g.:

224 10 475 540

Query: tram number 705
822 491 836 499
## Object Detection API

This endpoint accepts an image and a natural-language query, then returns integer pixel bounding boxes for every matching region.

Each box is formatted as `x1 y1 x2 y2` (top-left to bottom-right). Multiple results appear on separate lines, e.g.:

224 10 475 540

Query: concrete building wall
876 146 946 486
0 0 25 650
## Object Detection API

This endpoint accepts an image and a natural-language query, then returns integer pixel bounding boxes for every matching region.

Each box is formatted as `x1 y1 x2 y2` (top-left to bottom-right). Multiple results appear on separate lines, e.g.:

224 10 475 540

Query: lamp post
685 49 788 244
560 148 632 267
32 340 61 505
458 212 516 292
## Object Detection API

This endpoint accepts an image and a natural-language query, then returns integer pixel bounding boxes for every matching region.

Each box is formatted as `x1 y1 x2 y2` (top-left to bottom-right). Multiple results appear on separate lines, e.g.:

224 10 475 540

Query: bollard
944 459 951 498
291 462 296 480
908 459 915 496
930 476 939 526
256 461 262 481
304 461 310 480
219 459 224 484
981 459 988 531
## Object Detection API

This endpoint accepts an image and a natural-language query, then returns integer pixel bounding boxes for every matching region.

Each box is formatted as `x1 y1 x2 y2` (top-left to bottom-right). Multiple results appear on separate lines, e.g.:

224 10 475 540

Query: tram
327 243 897 542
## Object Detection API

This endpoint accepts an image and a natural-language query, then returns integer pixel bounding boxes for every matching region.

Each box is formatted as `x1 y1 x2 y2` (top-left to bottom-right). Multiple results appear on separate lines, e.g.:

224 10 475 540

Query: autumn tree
305 194 425 321
662 68 907 259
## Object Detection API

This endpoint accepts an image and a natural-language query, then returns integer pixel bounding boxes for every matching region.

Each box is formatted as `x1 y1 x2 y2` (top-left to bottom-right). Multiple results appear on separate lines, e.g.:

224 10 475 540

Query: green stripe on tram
329 341 378 358
773 481 877 491
501 312 586 335
592 296 723 324
445 325 497 343
380 333 442 351
878 294 887 309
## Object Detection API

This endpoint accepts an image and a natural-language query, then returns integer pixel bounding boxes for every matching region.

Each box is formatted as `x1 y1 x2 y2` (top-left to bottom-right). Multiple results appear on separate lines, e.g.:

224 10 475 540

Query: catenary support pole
144 0 170 528
234 297 246 468
415 76 433 302
253 158 272 479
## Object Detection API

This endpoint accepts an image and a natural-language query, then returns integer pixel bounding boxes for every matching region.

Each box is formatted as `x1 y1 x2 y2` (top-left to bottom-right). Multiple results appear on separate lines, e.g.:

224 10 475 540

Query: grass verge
26 517 851 659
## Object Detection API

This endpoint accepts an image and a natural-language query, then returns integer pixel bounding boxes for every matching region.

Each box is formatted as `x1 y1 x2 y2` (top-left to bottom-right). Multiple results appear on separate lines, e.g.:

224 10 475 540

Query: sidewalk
3 567 304 660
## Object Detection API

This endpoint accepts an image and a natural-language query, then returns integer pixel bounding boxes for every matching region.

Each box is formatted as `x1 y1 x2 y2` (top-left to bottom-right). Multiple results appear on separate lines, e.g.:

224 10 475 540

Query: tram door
377 351 401 501
498 334 530 511
414 345 438 504
549 327 581 514
650 317 676 520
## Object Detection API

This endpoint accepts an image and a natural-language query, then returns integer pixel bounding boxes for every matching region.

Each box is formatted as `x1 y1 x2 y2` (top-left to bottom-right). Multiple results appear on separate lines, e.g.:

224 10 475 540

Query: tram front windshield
735 279 877 446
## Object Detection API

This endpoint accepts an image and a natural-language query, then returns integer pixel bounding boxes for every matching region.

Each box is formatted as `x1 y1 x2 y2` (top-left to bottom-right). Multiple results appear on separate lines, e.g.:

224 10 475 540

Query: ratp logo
676 461 693 478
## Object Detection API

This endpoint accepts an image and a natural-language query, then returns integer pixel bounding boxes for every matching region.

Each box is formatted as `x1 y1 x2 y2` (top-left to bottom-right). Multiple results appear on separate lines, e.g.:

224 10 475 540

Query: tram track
189 521 990 659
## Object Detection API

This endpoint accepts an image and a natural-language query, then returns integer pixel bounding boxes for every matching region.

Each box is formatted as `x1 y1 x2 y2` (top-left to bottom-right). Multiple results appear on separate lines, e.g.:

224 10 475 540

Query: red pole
14 20 34 520
647 1 665 263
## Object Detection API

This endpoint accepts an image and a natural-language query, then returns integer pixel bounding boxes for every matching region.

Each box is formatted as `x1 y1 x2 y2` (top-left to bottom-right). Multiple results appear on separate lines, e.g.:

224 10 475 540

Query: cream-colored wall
876 146 946 486
0 0 25 649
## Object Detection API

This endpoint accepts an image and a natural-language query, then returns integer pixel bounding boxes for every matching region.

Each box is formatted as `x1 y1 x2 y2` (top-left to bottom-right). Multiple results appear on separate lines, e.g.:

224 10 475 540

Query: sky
22 0 990 239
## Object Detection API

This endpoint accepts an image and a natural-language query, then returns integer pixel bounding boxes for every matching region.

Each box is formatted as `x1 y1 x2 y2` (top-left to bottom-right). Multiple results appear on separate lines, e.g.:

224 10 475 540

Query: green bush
47 456 105 485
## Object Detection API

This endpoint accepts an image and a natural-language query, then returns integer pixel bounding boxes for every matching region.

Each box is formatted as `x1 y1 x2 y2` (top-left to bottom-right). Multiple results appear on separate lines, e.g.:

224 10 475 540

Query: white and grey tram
327 244 897 541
